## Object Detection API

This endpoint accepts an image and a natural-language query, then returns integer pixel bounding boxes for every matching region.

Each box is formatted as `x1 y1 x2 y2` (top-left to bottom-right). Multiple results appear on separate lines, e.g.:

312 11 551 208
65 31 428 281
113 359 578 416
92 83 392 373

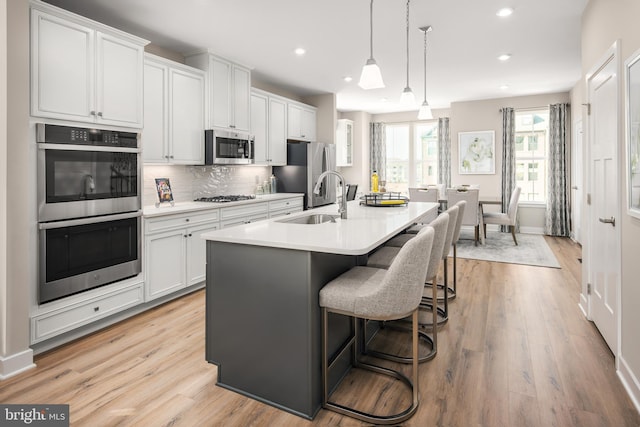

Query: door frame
582 40 622 362
571 119 583 244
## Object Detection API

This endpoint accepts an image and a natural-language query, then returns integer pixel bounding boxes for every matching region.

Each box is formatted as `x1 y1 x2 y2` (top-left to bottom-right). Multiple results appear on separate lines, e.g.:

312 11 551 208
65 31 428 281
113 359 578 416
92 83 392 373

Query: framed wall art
625 48 640 219
458 130 495 174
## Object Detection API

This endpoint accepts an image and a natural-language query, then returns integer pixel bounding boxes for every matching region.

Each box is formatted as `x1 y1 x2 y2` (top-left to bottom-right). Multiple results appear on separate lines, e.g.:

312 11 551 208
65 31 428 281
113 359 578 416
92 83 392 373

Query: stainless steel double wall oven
36 124 142 304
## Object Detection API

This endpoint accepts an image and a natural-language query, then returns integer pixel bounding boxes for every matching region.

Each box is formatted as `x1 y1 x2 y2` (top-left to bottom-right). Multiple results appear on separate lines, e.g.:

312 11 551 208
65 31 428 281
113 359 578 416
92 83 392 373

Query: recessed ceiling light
498 54 512 61
344 76 353 83
294 48 306 56
500 84 510 90
496 7 513 17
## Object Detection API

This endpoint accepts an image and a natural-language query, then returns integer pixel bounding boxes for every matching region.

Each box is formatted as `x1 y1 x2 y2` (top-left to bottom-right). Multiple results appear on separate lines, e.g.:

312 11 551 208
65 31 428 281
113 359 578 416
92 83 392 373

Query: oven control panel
36 123 139 148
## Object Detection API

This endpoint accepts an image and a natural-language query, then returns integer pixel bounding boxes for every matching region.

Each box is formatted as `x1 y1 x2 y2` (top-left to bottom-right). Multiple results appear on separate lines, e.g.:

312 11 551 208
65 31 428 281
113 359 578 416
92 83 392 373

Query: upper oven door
38 144 141 222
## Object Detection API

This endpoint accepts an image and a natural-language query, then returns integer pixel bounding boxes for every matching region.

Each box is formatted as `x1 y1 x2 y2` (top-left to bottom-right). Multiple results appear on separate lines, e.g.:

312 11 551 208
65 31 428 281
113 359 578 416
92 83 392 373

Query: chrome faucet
313 170 347 219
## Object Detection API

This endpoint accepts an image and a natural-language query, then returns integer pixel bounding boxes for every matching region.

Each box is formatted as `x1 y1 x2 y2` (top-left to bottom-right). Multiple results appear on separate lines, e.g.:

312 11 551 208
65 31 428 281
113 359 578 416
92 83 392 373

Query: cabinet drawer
31 283 144 343
269 207 303 219
221 213 269 229
145 209 220 233
220 202 268 220
268 197 303 211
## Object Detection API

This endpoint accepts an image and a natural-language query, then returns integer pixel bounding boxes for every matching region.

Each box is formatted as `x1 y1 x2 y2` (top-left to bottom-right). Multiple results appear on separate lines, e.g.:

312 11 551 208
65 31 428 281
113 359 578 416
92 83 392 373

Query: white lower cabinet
220 202 268 228
31 280 144 344
268 197 304 218
144 210 219 301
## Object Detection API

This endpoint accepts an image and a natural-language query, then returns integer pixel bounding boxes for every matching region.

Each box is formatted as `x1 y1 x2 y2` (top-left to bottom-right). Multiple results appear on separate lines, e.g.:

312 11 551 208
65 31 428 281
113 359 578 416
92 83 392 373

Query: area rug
451 229 561 268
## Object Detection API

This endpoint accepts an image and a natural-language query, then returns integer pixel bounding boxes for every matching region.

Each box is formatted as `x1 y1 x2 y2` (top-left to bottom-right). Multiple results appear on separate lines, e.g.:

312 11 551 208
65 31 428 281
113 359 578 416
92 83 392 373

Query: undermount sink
277 213 338 225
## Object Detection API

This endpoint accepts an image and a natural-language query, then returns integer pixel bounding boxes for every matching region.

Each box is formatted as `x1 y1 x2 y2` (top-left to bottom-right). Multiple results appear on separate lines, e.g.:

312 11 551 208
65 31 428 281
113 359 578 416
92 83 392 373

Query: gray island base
203 200 438 419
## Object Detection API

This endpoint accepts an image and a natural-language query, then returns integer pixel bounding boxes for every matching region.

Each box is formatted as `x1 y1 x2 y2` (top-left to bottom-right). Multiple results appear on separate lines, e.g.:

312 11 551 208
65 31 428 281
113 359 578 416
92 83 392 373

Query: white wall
0 0 33 378
577 0 640 410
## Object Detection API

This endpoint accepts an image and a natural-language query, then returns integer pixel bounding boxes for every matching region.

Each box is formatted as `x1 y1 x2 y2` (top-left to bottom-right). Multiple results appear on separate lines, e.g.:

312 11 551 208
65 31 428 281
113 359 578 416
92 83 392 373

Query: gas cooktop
194 195 256 203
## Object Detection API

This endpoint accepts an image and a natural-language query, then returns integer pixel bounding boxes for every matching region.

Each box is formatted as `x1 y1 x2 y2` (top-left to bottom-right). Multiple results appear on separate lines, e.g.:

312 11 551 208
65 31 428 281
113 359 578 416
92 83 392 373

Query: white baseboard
519 226 544 234
0 349 35 380
618 355 640 414
578 294 589 318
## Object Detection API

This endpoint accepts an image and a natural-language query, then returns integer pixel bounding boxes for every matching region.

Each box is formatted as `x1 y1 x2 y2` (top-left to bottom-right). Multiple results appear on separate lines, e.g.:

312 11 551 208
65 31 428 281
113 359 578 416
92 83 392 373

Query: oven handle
38 211 143 230
38 143 140 153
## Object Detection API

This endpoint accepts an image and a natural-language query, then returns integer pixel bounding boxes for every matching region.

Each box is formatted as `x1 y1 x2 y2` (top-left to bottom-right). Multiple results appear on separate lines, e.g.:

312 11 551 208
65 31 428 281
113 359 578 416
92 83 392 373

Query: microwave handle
39 210 142 230
248 137 254 160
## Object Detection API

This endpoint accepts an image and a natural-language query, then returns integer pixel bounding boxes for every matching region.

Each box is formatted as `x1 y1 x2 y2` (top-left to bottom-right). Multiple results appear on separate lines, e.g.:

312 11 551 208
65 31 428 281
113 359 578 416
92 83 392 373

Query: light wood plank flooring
1 237 639 426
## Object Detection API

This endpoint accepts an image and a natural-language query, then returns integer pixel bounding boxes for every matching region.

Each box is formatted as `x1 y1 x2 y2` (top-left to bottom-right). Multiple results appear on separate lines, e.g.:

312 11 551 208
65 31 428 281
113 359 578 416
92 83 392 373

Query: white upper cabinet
336 119 354 167
142 54 205 164
186 52 251 132
287 102 317 142
251 89 287 166
30 2 148 128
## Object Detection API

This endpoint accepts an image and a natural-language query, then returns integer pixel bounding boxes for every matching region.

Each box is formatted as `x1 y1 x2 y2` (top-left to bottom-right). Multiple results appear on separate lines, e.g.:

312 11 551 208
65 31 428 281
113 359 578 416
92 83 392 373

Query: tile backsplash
143 165 270 205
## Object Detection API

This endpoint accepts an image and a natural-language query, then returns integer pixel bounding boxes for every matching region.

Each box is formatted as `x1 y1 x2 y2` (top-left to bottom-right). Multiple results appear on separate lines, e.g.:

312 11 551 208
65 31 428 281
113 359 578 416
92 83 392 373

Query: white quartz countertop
201 200 439 255
143 193 304 218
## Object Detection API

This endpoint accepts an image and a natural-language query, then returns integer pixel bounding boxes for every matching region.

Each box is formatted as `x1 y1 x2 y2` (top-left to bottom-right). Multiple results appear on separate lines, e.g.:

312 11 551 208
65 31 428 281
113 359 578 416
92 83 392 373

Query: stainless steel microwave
205 128 254 165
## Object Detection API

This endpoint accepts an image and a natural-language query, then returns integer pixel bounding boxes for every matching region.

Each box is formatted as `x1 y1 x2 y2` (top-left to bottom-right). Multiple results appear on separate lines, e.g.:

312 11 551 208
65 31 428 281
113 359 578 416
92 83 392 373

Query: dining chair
408 187 439 225
483 186 521 245
445 188 480 245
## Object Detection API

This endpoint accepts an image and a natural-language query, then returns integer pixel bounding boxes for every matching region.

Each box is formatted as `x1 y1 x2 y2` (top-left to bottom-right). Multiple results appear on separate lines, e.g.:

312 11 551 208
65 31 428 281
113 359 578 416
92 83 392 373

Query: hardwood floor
2 237 639 426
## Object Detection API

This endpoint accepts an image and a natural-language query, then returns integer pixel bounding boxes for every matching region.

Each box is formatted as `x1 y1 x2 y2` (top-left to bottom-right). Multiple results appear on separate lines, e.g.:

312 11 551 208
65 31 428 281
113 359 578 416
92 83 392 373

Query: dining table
437 195 502 245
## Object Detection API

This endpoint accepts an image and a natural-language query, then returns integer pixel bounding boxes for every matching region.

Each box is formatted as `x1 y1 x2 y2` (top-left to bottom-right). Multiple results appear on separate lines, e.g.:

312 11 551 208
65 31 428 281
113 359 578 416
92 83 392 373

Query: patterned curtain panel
437 117 451 189
370 122 386 182
545 103 570 236
501 108 516 232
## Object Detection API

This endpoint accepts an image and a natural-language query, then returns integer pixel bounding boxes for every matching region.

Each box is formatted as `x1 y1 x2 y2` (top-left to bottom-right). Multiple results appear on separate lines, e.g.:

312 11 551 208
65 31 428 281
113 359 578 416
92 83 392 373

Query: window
385 122 438 194
515 110 548 203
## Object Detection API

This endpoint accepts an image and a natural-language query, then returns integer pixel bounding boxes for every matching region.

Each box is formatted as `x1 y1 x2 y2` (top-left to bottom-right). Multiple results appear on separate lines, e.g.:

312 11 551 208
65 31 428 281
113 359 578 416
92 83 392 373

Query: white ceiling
43 0 588 114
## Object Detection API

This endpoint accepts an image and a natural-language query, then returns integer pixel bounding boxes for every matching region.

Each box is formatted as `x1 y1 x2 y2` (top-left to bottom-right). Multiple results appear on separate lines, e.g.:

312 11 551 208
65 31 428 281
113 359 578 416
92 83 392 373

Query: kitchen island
202 200 438 419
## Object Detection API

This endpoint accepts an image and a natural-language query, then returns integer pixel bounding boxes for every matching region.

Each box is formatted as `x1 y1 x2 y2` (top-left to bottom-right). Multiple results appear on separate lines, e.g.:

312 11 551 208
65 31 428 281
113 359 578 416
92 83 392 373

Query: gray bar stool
320 227 435 425
365 212 450 363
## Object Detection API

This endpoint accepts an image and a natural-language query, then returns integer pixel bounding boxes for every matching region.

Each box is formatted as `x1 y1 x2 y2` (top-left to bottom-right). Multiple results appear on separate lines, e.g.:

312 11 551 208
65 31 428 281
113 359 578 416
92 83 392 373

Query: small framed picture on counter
155 178 174 207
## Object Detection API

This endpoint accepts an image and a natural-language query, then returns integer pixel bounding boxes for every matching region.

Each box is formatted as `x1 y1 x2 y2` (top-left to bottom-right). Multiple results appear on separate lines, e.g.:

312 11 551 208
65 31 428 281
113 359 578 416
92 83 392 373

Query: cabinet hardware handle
184 234 188 238
169 155 174 158
94 306 99 312
229 124 236 128
598 216 615 226
189 233 193 237
185 218 190 222
97 112 103 117
90 111 96 116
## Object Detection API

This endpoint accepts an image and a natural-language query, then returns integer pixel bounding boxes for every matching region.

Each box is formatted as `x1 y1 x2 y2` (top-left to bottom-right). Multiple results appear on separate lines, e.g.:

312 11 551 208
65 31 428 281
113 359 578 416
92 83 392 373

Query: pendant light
358 0 385 89
399 0 416 106
418 26 433 120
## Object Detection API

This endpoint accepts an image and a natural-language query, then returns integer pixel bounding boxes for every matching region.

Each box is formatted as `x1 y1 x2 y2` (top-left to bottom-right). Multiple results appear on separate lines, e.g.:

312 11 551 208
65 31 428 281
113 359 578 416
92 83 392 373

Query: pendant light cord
405 0 410 87
423 28 427 100
369 0 374 60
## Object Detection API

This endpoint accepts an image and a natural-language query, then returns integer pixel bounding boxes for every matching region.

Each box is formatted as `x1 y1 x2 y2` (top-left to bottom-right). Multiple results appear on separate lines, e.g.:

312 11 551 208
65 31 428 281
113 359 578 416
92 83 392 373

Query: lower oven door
38 211 142 304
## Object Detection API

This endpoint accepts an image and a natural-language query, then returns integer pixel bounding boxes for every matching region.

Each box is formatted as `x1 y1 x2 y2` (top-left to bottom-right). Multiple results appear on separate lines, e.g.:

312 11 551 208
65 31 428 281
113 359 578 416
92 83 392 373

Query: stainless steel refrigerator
272 140 336 209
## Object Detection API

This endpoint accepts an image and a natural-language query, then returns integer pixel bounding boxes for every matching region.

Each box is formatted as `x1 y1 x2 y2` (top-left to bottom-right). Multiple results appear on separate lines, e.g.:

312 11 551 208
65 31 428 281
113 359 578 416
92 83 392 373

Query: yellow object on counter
380 200 405 205
371 171 379 193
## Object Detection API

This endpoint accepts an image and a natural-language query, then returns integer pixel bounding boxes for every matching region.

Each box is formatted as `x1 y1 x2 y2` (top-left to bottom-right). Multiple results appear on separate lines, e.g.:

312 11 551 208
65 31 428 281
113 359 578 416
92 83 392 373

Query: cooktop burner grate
194 195 256 203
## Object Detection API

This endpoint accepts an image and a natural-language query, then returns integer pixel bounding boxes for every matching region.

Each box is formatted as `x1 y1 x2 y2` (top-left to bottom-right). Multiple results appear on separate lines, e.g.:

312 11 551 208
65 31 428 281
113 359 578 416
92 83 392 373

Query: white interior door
572 120 583 243
587 46 620 354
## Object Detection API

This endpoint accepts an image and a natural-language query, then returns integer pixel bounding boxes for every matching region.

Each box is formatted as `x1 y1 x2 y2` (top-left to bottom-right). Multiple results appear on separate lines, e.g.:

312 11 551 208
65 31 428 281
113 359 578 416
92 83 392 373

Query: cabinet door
287 104 302 139
269 97 287 165
251 92 269 165
301 108 316 141
142 60 168 163
170 68 205 164
31 10 95 123
96 32 144 127
145 230 186 301
210 57 232 129
232 66 251 132
186 223 219 287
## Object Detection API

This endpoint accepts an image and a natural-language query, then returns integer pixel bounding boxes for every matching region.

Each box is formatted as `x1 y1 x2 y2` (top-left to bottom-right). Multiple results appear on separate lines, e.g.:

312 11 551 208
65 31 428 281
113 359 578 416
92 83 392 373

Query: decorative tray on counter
360 192 409 207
